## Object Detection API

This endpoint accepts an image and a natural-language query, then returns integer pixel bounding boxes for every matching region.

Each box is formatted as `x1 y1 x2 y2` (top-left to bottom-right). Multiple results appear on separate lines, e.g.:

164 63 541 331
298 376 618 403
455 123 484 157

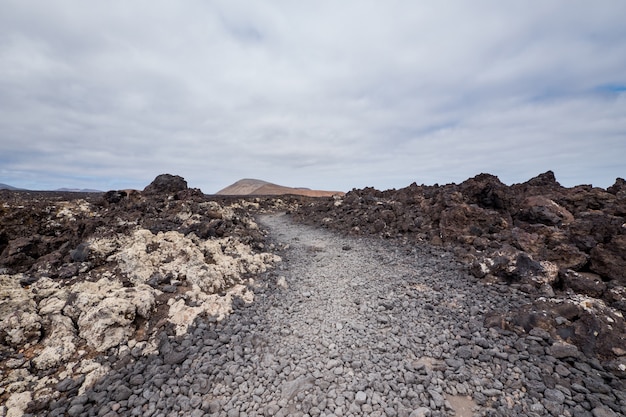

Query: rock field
0 172 625 416
293 171 626 365
0 175 280 416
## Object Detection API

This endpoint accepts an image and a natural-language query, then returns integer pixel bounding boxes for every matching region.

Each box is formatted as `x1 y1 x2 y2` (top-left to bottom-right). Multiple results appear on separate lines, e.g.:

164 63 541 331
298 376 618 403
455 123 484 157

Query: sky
1 1 625 193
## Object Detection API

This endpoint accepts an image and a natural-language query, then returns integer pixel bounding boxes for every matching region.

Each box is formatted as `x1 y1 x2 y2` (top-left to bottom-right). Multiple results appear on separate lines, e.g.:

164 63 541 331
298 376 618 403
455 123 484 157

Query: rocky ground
292 171 626 367
1 172 625 416
0 175 283 416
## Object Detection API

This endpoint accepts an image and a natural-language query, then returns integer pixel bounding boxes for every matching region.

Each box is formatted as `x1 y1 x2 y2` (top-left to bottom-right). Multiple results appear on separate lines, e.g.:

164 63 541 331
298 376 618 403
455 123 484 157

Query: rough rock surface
292 172 626 361
1 171 625 417
16 213 626 417
0 175 279 414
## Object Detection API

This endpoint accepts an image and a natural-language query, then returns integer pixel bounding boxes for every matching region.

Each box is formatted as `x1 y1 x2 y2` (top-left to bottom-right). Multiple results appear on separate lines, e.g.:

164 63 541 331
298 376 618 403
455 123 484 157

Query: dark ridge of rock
142 174 189 196
523 170 561 188
607 177 626 195
291 171 626 361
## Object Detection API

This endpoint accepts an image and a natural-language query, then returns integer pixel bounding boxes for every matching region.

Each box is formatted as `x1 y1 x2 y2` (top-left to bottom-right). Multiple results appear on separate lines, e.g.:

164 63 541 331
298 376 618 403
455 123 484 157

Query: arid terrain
216 179 345 198
0 173 624 417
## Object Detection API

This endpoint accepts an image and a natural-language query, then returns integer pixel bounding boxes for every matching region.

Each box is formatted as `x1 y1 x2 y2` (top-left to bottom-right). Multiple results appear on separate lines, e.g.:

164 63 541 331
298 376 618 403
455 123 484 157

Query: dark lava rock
590 235 626 285
560 270 607 298
143 174 188 196
291 170 626 360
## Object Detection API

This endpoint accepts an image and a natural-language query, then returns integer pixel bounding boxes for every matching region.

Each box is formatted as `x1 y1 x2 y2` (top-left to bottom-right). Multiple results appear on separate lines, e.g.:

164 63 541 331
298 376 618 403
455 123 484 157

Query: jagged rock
513 297 626 358
63 279 156 352
0 180 282 405
459 173 511 210
517 195 574 226
471 247 558 288
590 235 626 285
0 275 41 348
524 170 561 188
547 243 589 270
549 341 580 359
32 314 77 370
291 171 626 360
143 174 188 195
607 177 626 195
439 203 509 244
560 269 607 298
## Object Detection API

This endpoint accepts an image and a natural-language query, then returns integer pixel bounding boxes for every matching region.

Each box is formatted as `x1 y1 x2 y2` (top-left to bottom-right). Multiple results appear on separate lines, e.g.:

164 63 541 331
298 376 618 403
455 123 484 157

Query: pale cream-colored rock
276 276 288 289
6 390 32 417
64 279 156 351
0 201 281 409
76 359 111 395
38 296 67 315
1 310 41 348
3 368 33 396
110 229 279 293
167 284 254 335
0 275 42 348
32 314 77 370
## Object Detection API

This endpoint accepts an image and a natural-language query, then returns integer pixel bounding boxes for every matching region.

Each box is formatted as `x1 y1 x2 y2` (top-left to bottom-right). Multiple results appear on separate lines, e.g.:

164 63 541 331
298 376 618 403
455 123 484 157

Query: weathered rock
142 174 188 196
291 171 626 360
607 177 626 195
0 274 44 348
517 195 575 226
32 314 77 370
549 342 580 359
560 270 607 298
590 235 626 285
62 279 156 351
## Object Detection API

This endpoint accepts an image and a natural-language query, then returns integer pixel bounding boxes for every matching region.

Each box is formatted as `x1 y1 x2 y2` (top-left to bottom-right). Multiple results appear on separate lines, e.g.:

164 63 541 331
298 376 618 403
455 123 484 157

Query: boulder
547 244 588 270
459 173 511 210
32 314 77 370
143 174 188 196
471 247 558 288
607 177 626 195
439 204 509 245
525 170 561 187
0 275 41 348
63 279 157 352
560 270 606 298
517 195 574 226
590 235 626 285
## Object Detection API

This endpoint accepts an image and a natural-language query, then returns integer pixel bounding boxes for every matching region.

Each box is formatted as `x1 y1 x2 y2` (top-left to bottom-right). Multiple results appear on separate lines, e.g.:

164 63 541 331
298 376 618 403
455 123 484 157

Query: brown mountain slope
216 178 344 197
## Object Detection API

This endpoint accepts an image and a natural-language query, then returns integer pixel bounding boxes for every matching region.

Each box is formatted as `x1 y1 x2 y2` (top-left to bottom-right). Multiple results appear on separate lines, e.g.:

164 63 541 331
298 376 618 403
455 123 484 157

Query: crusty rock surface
1 172 625 417
21 213 626 417
292 172 626 361
0 176 279 413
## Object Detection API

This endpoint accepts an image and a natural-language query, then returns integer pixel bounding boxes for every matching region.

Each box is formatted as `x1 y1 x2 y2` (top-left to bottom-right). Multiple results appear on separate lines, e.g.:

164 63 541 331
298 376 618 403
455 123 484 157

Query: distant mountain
55 188 103 193
216 179 344 197
0 183 25 190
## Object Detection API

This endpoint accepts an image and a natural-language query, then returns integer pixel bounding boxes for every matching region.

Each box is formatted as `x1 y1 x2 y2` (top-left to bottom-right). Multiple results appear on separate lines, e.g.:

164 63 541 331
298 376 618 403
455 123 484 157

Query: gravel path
38 213 625 417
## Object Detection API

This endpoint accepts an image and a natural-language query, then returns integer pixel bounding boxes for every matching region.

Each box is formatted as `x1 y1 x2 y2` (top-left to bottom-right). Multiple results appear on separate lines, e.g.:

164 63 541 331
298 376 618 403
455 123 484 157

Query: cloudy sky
1 1 625 193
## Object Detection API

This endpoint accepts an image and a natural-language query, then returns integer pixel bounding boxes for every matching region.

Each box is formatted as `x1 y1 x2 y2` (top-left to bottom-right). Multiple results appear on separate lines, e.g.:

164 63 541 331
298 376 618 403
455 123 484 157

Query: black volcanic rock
524 170 561 188
290 171 626 360
143 174 188 196
607 177 626 195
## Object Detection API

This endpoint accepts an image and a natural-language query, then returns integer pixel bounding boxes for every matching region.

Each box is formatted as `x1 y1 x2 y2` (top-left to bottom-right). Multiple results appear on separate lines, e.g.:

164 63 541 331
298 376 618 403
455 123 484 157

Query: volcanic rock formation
1 171 625 416
292 171 626 361
0 175 279 410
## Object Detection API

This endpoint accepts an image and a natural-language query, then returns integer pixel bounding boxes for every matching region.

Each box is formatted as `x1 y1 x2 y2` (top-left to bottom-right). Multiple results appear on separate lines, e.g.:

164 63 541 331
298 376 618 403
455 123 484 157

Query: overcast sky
1 1 625 193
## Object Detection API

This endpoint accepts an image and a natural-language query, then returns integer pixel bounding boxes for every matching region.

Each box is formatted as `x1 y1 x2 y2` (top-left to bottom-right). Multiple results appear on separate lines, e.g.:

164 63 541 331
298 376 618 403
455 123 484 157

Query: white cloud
1 1 625 192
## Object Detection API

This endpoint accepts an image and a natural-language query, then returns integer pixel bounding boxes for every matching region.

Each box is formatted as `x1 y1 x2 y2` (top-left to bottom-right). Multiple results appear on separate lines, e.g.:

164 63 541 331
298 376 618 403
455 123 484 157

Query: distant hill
55 188 103 193
0 183 25 190
216 179 344 197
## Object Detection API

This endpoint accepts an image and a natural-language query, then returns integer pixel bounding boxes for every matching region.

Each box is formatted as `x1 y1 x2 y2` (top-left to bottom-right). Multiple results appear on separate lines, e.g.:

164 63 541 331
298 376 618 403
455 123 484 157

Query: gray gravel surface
33 213 625 417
